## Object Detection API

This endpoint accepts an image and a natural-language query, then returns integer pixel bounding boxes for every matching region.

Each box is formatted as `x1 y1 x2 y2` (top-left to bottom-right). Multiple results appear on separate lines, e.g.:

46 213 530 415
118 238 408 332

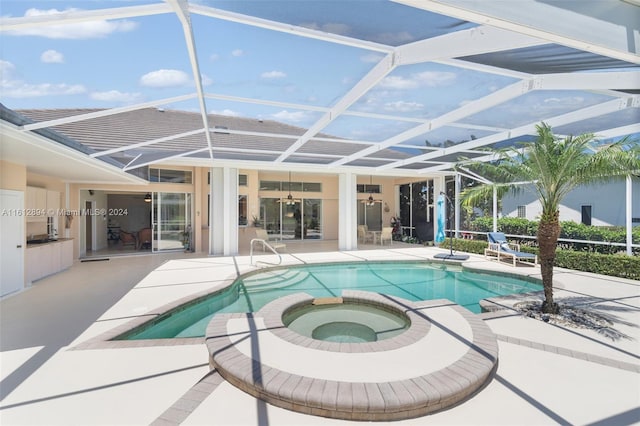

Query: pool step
242 269 310 292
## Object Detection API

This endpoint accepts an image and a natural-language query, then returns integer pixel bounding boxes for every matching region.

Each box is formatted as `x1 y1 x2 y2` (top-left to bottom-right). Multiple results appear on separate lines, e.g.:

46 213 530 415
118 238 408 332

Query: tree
458 123 640 313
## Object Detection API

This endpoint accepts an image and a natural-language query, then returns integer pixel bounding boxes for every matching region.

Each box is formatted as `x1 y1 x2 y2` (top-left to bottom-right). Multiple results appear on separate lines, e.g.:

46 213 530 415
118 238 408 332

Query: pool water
119 262 540 340
283 302 410 343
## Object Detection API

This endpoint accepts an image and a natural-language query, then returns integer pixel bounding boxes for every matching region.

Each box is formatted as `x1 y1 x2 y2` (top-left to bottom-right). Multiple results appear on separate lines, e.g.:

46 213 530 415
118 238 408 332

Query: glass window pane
288 182 303 192
260 198 281 235
303 199 322 239
303 182 322 192
238 174 247 186
260 181 281 191
150 168 192 184
239 195 247 226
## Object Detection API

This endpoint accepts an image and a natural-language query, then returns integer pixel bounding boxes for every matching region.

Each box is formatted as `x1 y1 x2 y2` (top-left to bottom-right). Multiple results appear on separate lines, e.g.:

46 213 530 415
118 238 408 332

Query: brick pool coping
205 291 499 421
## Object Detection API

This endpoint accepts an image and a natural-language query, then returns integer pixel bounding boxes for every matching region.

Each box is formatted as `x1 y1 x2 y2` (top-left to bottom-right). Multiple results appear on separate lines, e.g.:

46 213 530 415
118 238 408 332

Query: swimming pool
118 261 541 340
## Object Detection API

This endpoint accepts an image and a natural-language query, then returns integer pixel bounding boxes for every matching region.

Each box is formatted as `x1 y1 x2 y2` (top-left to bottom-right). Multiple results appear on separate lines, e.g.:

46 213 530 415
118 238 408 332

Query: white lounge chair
485 232 537 267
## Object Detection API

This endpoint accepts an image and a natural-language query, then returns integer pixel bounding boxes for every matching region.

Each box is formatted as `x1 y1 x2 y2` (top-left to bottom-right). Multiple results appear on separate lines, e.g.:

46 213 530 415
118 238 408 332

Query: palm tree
459 123 640 313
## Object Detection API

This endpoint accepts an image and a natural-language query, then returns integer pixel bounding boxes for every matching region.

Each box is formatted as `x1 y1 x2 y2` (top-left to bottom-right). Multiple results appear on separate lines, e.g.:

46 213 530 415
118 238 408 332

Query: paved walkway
1 247 638 425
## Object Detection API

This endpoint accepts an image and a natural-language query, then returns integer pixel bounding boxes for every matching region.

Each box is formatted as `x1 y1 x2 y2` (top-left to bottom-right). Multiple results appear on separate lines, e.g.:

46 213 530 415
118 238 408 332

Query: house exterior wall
0 160 26 192
24 165 444 260
502 178 639 226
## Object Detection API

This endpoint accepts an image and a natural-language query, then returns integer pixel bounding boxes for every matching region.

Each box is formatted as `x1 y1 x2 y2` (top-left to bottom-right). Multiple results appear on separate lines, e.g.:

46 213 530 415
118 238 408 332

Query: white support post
492 186 498 232
210 167 238 256
626 175 632 256
454 174 461 238
338 172 358 251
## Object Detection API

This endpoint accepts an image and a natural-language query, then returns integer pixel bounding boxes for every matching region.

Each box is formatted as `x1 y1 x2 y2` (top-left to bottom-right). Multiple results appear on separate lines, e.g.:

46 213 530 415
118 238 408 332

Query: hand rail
250 238 282 266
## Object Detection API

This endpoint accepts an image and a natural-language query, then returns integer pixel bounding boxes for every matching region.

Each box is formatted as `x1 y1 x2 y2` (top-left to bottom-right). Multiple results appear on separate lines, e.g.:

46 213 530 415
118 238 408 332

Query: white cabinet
25 246 43 283
26 187 60 223
26 187 47 222
59 239 73 270
25 239 74 283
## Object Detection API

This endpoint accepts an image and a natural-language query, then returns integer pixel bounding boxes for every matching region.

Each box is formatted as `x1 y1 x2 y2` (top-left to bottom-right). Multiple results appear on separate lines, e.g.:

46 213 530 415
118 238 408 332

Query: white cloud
383 101 424 112
232 49 245 57
210 109 240 117
41 49 64 63
301 22 350 35
0 60 86 98
0 60 17 78
272 110 308 123
201 74 213 86
6 8 138 39
140 69 191 88
90 90 143 103
379 71 456 90
210 53 220 62
379 76 418 90
413 71 456 86
371 31 414 45
261 70 287 79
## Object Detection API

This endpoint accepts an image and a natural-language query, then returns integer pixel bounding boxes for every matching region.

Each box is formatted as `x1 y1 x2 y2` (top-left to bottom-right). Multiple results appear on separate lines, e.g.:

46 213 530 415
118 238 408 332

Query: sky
1 0 637 146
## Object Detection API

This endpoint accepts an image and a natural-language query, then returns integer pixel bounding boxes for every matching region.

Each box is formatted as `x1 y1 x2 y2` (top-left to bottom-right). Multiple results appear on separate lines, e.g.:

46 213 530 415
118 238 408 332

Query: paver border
206 292 499 421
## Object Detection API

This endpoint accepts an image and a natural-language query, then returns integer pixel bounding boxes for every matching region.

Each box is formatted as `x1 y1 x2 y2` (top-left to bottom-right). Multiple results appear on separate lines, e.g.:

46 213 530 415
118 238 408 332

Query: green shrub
469 217 638 255
443 238 640 280
554 249 640 280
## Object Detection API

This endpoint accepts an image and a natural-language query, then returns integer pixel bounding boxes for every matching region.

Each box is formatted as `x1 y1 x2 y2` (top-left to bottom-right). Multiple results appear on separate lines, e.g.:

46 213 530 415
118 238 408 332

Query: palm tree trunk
537 212 560 314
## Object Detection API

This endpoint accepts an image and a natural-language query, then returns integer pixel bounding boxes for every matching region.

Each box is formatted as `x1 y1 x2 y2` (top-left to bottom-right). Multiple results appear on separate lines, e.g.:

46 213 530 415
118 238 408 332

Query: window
259 181 281 191
259 180 321 192
149 168 192 184
303 182 321 192
357 184 381 193
239 195 247 226
581 205 592 226
517 205 526 218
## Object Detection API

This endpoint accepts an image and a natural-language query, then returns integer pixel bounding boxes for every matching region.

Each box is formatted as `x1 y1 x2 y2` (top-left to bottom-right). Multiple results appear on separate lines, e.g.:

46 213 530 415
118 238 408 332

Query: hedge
440 238 640 280
469 217 639 255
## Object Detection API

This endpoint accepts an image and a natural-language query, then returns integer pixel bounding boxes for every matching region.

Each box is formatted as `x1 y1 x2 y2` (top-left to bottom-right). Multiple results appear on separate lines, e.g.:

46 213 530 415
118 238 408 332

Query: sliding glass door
260 197 322 240
152 192 192 252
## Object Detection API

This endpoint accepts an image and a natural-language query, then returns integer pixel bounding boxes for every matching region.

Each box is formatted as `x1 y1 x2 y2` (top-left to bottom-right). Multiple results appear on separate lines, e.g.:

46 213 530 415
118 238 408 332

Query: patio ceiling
1 0 638 178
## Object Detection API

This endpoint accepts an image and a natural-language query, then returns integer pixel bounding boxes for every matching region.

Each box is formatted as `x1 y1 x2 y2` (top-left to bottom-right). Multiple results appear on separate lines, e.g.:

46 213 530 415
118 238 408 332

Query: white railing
449 230 639 252
250 238 282 266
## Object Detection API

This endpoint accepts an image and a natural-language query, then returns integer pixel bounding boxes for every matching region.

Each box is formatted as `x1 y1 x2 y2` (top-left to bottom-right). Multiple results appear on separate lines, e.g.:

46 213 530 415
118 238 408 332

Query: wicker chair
119 230 137 249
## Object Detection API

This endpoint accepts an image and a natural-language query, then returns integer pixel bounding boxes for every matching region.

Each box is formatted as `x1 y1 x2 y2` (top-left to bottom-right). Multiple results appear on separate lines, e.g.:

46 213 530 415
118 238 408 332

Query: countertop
26 238 73 248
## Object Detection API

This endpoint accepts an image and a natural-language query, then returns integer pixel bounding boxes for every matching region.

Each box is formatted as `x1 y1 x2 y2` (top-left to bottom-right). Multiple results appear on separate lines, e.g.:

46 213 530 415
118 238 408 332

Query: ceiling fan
361 175 382 207
280 171 301 205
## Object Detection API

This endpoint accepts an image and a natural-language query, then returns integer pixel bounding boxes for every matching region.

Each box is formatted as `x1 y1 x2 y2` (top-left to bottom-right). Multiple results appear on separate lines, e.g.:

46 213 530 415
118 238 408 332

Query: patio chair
119 230 137 249
137 227 152 250
255 228 286 252
485 232 537 267
357 225 374 244
380 227 393 245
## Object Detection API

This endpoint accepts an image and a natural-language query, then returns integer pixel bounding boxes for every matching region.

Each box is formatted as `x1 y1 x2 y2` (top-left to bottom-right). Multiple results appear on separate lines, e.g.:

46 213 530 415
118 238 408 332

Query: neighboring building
502 179 640 226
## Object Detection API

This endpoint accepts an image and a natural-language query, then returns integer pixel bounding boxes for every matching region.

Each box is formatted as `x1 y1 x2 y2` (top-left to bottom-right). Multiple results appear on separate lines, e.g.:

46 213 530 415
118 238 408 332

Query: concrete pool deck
1 246 638 425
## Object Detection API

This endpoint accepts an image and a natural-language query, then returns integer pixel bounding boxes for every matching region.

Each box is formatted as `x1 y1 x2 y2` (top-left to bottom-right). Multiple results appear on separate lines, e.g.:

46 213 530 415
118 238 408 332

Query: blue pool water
119 261 541 340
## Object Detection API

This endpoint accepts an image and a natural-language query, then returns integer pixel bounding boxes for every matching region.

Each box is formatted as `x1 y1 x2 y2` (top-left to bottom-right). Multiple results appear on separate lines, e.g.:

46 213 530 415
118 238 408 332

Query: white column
454 173 461 238
210 167 238 256
626 175 632 256
338 172 357 251
492 186 498 232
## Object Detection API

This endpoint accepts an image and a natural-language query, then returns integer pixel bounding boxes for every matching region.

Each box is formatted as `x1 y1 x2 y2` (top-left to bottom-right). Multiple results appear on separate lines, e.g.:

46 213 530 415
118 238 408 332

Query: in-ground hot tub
206 291 499 421
282 297 410 343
